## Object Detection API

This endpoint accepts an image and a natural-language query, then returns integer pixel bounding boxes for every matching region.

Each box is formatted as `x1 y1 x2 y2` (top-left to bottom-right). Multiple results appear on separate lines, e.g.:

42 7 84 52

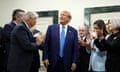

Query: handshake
33 32 45 46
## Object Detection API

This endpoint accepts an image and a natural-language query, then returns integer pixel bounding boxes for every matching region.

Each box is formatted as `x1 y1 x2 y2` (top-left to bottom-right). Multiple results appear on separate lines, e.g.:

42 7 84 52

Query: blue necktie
60 26 65 57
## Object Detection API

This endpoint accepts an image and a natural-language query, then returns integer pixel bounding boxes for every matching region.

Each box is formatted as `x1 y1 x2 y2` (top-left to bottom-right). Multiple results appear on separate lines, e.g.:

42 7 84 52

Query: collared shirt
13 21 18 25
59 24 68 38
82 36 86 41
80 36 91 54
23 20 30 30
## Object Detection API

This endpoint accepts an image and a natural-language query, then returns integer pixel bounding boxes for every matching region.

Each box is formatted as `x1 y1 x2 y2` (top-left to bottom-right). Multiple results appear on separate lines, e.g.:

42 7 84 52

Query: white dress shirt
59 24 68 39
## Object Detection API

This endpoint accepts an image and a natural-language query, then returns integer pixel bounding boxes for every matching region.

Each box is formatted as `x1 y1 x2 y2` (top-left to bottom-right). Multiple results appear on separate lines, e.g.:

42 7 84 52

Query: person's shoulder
0 27 2 33
0 27 2 29
68 25 77 32
14 22 24 30
4 22 15 28
49 24 58 27
0 27 3 32
4 23 11 27
48 24 59 29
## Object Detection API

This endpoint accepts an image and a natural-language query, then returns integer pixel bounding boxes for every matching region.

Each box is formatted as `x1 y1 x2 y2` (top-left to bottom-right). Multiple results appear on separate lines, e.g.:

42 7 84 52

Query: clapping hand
34 32 45 46
89 30 97 39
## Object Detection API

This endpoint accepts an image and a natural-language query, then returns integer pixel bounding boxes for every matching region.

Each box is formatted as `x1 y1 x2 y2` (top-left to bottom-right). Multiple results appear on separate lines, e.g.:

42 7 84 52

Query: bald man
76 25 90 72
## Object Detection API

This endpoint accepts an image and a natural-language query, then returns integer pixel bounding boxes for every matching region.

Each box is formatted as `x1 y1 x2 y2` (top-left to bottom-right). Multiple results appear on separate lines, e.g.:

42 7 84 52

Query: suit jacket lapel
22 22 35 41
64 26 71 47
11 22 16 27
22 22 30 32
56 24 60 50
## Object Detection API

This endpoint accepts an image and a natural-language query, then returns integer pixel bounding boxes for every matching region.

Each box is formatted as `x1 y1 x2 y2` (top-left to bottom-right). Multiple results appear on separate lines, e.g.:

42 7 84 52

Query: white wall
0 0 120 29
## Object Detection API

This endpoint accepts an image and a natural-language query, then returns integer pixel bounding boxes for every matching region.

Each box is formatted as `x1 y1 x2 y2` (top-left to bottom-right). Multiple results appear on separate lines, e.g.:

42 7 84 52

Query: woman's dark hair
94 19 108 36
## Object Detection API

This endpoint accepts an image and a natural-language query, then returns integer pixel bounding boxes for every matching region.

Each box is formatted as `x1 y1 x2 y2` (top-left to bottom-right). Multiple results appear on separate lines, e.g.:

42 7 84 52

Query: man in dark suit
31 28 45 72
32 29 41 72
76 25 90 72
43 11 78 72
3 9 25 71
0 27 5 72
7 12 44 72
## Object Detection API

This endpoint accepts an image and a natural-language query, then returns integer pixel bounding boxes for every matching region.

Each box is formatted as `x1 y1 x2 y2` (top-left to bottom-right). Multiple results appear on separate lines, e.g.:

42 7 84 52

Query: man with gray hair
7 12 44 72
75 25 90 72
